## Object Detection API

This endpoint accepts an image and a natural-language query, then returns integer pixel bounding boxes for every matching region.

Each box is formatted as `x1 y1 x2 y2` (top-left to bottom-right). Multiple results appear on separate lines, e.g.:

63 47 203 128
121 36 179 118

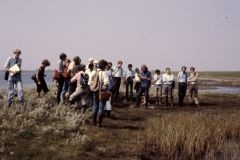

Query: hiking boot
97 115 104 127
93 114 97 126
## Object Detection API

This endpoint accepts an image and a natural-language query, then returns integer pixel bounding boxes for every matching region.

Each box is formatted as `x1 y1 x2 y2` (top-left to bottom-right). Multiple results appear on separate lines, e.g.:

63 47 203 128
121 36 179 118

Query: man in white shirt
162 68 174 107
177 66 188 106
112 61 124 100
123 64 135 102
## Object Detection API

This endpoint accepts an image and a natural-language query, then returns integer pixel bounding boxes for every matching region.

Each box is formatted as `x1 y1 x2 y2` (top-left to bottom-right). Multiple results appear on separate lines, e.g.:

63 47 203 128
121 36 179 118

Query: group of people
3 49 200 127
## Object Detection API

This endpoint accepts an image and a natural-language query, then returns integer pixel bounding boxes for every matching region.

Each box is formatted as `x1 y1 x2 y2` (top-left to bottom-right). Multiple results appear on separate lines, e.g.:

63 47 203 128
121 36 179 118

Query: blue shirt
113 67 124 77
140 71 152 87
124 69 135 78
4 56 22 81
177 71 188 83
57 60 65 73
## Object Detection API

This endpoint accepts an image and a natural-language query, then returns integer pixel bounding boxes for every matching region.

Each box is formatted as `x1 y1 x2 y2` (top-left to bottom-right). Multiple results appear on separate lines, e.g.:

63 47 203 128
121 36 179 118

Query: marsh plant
130 111 240 160
0 88 93 159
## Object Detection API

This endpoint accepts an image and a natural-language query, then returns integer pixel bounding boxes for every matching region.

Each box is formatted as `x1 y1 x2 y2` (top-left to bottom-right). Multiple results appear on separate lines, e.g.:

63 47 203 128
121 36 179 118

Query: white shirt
163 73 174 85
135 73 141 82
154 74 163 85
86 69 96 85
98 71 109 86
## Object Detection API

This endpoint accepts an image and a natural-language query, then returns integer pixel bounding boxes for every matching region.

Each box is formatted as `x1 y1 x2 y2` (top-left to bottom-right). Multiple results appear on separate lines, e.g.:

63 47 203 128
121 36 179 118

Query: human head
117 60 123 67
135 68 140 74
141 65 148 73
89 58 94 64
42 59 51 67
108 62 112 68
128 64 133 70
76 65 83 72
166 67 171 74
182 66 187 72
59 53 67 61
88 63 94 71
13 49 21 58
190 67 195 72
98 59 108 71
155 69 160 75
64 59 71 67
73 56 81 65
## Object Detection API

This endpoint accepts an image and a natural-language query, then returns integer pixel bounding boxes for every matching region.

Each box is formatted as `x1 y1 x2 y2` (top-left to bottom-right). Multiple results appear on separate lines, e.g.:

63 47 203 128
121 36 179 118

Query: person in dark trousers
33 59 51 97
134 68 141 100
56 53 67 104
177 66 188 106
124 64 135 102
136 65 152 108
112 61 124 100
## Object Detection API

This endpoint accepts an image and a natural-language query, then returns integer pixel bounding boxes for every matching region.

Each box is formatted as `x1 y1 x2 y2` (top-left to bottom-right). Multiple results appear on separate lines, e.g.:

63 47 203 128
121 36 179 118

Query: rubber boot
170 97 174 107
195 97 200 107
93 114 97 126
97 115 104 127
165 96 168 106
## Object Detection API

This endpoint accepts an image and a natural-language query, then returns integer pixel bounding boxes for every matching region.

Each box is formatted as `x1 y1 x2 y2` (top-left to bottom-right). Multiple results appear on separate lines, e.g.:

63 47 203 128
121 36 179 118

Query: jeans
125 78 133 101
136 86 150 107
61 78 70 101
92 91 106 116
7 80 24 104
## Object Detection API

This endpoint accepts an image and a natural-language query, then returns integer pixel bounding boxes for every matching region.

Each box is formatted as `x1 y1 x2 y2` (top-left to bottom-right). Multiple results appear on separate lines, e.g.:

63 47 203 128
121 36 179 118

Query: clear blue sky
0 0 239 71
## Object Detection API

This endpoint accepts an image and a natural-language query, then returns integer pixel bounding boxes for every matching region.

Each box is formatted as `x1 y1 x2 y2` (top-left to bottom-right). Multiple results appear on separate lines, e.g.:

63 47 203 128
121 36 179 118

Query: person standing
56 53 67 104
32 59 51 97
60 58 71 104
177 66 188 106
4 49 24 107
136 65 152 108
90 60 109 127
188 67 200 106
124 64 135 102
112 61 124 100
162 68 174 107
134 68 141 100
154 69 163 105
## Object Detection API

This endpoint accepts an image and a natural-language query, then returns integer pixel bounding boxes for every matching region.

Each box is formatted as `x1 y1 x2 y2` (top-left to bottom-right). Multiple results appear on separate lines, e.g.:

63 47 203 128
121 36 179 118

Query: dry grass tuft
130 112 240 160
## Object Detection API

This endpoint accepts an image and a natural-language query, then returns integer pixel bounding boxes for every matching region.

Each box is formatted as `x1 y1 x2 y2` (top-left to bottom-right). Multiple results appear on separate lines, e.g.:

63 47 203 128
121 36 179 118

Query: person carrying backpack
32 59 51 97
90 60 109 127
69 65 89 109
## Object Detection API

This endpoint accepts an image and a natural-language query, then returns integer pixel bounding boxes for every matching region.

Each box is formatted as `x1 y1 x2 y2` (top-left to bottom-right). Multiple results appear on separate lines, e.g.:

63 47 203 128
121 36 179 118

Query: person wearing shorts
188 67 200 106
